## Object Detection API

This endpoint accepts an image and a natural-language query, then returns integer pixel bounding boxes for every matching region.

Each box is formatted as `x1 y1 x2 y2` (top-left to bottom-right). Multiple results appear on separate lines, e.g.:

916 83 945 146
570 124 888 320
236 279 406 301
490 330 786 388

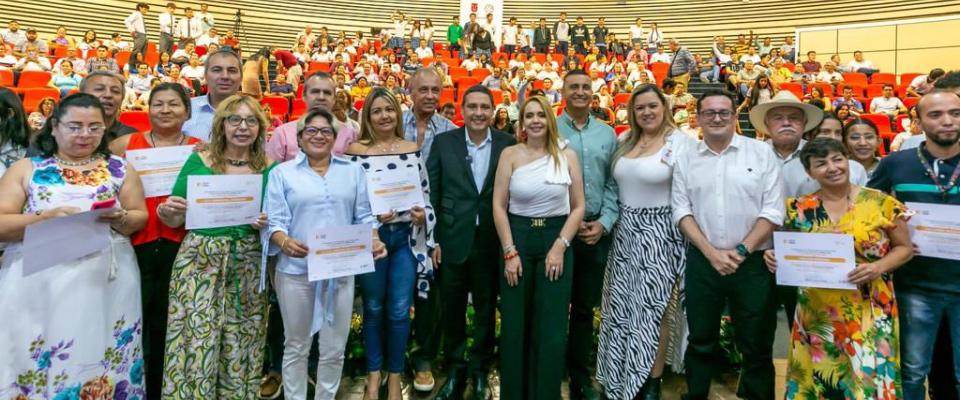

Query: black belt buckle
530 218 546 228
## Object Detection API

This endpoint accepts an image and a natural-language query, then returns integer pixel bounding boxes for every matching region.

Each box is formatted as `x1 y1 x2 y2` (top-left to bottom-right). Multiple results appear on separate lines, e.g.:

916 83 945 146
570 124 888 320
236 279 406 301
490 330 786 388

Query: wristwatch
735 243 750 257
559 236 571 248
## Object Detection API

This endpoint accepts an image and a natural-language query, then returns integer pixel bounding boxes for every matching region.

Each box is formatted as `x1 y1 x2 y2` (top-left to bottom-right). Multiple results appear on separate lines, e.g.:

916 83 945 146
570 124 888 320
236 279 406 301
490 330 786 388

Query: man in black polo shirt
868 89 960 400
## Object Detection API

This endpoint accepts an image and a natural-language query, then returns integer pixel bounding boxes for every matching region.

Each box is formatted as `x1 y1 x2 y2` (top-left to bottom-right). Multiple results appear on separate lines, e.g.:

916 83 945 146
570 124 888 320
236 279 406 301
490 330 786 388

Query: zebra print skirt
596 205 687 399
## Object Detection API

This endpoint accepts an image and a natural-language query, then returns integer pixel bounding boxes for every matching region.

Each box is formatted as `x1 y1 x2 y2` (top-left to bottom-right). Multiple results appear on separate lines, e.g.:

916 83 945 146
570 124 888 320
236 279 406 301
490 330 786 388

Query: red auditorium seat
115 51 132 68
858 97 871 113
22 88 60 113
844 84 867 97
289 99 307 120
614 93 631 106
860 113 895 141
532 53 547 64
448 66 469 77
904 97 919 109
490 89 503 105
455 77 480 90
261 96 290 120
440 87 455 104
871 73 896 86
614 125 630 136
899 72 922 86
807 82 834 96
895 114 910 132
778 82 804 98
118 111 151 133
471 68 491 80
0 69 13 87
17 71 53 91
842 72 868 87
866 83 887 98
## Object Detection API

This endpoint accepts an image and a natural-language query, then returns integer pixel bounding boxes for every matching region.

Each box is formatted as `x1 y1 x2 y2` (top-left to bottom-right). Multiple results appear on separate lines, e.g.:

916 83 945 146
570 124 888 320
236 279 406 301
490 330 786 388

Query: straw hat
748 90 824 136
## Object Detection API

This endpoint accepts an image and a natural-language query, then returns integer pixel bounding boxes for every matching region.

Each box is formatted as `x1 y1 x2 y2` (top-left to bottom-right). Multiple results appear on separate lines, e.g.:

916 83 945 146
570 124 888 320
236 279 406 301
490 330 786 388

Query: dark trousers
159 32 174 56
574 42 587 55
441 231 499 375
930 318 958 399
557 41 569 55
535 44 548 54
449 43 461 58
777 285 798 331
566 224 611 390
503 44 516 55
411 272 443 372
684 246 776 400
130 32 147 70
134 239 180 400
500 215 573 400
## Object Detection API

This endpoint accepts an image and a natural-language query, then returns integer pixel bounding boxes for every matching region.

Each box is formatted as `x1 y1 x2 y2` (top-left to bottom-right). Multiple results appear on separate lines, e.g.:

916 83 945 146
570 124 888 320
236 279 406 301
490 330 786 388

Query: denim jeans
358 222 416 373
388 37 403 49
899 289 960 400
699 65 720 83
411 37 421 50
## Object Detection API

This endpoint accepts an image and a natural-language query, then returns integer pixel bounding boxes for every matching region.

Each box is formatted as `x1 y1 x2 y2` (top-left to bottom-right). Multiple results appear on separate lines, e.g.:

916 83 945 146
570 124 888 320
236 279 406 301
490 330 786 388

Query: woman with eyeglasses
346 88 435 400
158 94 276 399
0 93 148 398
264 108 387 399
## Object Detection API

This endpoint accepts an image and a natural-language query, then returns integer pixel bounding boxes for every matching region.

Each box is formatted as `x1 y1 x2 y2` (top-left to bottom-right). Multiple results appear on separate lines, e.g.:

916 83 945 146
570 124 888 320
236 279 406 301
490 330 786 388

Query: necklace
54 154 102 167
150 132 186 147
636 131 666 152
373 139 402 153
916 143 960 200
225 158 249 166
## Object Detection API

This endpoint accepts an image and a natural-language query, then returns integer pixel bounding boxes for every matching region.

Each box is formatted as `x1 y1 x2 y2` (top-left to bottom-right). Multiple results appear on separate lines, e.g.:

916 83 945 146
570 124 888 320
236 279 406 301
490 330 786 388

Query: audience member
80 71 136 142
906 68 945 97
183 49 242 140
124 2 149 72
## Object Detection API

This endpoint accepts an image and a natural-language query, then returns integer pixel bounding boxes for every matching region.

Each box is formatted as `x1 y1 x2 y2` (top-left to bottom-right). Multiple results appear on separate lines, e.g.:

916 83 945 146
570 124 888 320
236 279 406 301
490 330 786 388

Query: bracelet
279 237 289 252
504 251 518 261
503 244 516 253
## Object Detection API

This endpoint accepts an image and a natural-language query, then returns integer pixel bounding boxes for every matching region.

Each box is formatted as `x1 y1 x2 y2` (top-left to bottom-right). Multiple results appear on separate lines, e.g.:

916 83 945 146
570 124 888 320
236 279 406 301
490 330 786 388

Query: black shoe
571 383 601 400
435 370 467 400
471 372 491 400
641 377 661 400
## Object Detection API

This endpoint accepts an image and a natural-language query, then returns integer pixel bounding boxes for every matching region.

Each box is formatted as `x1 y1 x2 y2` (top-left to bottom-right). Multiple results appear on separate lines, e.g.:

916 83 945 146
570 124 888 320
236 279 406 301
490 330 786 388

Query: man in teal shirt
447 15 464 59
558 69 619 400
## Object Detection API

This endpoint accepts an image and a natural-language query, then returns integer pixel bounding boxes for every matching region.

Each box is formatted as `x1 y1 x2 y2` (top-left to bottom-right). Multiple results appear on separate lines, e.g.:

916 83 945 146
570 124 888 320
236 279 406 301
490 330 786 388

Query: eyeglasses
698 110 735 120
301 127 336 137
58 122 106 136
225 115 259 127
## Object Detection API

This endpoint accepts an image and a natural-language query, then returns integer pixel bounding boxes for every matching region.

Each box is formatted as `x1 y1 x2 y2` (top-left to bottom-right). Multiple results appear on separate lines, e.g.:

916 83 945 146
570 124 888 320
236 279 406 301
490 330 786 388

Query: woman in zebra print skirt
596 84 696 400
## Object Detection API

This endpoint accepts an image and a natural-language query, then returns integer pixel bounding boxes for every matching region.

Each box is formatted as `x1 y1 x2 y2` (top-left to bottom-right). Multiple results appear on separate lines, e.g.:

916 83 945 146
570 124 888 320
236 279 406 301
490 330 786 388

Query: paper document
774 231 857 290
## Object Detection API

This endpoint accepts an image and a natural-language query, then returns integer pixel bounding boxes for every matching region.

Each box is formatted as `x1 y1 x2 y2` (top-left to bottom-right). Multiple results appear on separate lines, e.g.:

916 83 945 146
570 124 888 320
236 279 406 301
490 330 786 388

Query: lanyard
917 144 960 200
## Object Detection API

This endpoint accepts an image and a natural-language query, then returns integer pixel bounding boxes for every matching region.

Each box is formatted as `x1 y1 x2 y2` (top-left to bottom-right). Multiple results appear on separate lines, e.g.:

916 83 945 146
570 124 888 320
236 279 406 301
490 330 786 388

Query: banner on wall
460 0 504 49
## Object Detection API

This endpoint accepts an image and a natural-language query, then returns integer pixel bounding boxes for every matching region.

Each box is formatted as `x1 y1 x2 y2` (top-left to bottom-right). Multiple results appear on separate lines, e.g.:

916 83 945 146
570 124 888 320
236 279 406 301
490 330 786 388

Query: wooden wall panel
837 26 896 53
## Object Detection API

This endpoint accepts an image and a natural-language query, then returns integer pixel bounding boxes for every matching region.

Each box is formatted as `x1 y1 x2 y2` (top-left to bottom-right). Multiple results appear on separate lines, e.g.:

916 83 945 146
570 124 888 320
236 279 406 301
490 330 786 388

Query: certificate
307 224 375 281
126 145 194 197
22 209 112 277
906 202 960 260
186 175 262 230
774 231 857 290
365 167 425 215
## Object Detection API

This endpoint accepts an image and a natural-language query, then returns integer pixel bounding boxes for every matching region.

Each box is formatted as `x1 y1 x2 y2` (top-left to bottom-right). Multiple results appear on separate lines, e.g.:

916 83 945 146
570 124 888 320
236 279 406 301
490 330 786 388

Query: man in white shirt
649 45 671 64
536 62 561 85
158 2 177 55
180 53 205 81
414 40 433 60
15 45 51 72
196 28 221 48
171 42 194 65
871 83 907 117
177 7 202 48
196 3 215 33
13 28 48 58
502 17 519 55
390 13 407 50
295 25 316 50
629 18 643 47
123 63 154 109
124 2 149 71
815 61 843 84
554 12 570 55
482 13 499 50
672 89 783 400
846 50 876 75
780 35 795 63
740 46 761 65
0 45 17 69
906 68 945 97
52 46 85 75
1 20 26 48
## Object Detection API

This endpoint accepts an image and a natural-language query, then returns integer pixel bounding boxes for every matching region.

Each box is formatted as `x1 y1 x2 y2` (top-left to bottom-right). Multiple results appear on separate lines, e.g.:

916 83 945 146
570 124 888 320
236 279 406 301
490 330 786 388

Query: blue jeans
557 40 568 55
388 37 403 49
899 289 960 400
411 37 421 50
700 65 720 82
358 222 416 373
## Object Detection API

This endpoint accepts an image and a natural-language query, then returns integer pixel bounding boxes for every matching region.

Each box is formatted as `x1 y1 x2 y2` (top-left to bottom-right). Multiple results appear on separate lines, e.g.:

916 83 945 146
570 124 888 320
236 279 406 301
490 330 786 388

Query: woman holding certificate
764 138 913 399
109 82 202 399
157 94 276 399
264 109 387 400
0 93 149 398
346 87 435 400
492 95 585 399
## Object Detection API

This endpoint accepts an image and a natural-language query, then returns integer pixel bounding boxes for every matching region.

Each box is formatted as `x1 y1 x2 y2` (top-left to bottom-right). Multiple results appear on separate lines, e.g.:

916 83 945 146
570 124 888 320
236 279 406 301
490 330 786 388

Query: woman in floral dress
0 93 148 399
764 138 913 400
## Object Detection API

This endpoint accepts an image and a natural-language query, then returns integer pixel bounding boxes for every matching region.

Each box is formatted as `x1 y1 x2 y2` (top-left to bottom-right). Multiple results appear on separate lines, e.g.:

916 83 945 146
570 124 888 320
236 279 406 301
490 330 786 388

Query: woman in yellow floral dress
764 139 913 400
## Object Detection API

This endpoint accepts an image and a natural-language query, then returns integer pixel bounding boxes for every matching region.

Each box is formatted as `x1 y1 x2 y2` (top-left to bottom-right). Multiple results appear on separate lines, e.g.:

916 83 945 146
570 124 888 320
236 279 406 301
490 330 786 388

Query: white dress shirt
650 52 671 64
159 12 176 35
629 25 644 41
178 16 203 40
671 134 785 249
196 12 215 33
124 11 146 34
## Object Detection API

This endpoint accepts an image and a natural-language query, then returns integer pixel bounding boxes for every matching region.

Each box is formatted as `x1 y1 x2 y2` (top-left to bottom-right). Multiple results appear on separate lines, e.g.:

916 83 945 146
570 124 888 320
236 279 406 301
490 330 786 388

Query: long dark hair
0 87 29 148
36 93 110 158
747 75 771 111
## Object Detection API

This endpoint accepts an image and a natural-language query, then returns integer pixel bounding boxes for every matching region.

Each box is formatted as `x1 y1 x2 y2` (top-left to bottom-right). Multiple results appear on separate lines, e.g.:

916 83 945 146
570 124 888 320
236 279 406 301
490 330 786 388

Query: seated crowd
2 4 960 400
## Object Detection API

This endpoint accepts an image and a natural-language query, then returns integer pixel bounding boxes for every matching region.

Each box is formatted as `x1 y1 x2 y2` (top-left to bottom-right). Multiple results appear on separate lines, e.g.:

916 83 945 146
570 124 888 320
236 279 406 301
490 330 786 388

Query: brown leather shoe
413 370 435 392
259 372 282 400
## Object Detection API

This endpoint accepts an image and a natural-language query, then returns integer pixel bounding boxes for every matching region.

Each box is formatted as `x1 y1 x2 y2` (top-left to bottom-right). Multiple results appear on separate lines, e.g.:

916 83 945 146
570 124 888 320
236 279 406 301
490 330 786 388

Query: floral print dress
0 156 144 400
783 188 905 400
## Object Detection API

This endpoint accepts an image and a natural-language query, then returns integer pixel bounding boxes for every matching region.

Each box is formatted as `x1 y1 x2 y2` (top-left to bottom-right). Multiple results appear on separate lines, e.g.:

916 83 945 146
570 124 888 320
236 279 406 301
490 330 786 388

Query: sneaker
413 370 435 392
259 373 282 400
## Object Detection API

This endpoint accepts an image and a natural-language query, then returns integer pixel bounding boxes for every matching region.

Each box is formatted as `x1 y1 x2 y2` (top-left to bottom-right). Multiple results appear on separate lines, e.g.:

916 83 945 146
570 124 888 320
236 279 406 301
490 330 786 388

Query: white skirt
0 232 145 399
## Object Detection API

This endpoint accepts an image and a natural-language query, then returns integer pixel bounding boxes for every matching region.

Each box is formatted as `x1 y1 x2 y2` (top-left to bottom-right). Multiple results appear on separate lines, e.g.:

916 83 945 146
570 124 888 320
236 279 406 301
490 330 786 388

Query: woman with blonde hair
492 95 585 399
159 94 276 399
346 87 435 400
597 84 696 399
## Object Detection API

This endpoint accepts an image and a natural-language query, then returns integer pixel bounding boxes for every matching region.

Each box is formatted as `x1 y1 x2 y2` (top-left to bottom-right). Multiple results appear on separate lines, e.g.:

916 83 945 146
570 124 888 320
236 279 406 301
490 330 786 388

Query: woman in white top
597 84 696 400
423 19 435 49
629 18 644 47
492 95 585 400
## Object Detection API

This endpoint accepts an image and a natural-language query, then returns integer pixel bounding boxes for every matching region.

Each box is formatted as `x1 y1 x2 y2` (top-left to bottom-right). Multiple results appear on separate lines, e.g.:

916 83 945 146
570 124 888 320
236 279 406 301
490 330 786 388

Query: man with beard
266 72 358 161
79 71 136 143
558 69 618 400
868 89 960 400
182 49 242 141
429 85 515 400
402 66 457 393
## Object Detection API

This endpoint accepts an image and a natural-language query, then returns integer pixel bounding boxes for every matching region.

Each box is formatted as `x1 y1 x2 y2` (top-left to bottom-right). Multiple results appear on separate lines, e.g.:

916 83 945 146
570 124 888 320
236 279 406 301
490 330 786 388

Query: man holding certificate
868 89 960 400
264 109 386 400
427 85 516 400
765 138 913 398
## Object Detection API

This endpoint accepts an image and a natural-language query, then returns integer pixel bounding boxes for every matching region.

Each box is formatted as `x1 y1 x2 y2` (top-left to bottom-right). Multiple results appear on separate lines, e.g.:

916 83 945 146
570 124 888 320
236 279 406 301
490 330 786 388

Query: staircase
686 77 757 138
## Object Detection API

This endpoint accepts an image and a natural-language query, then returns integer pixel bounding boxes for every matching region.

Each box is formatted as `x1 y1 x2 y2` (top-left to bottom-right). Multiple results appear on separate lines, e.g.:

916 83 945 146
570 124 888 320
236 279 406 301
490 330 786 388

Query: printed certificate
126 145 194 197
906 202 960 261
366 167 425 215
774 231 857 290
23 209 112 276
186 175 262 230
307 224 375 281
